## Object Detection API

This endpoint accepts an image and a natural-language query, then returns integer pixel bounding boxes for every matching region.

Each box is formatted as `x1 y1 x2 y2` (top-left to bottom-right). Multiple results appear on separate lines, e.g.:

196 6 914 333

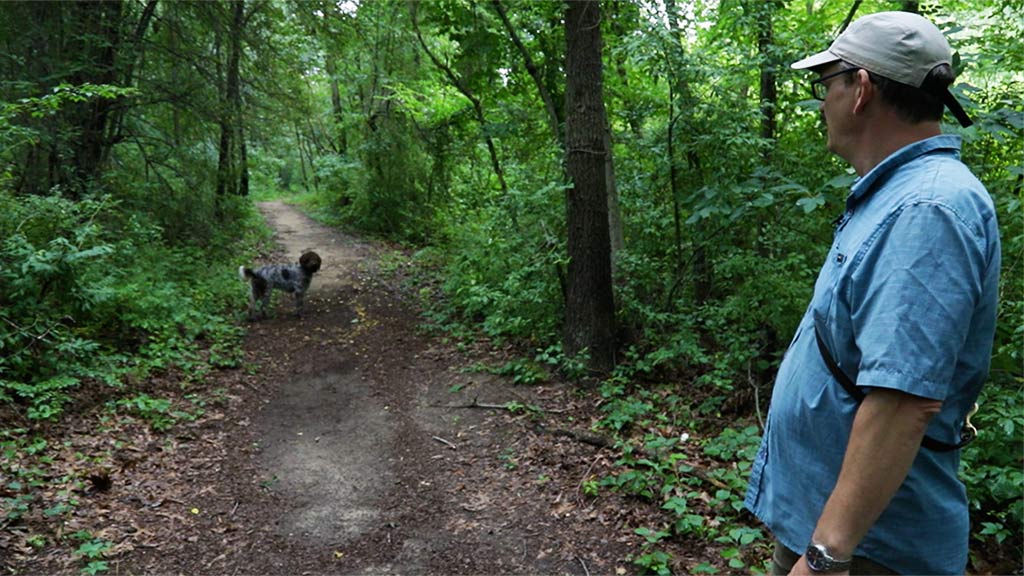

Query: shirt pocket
810 245 847 335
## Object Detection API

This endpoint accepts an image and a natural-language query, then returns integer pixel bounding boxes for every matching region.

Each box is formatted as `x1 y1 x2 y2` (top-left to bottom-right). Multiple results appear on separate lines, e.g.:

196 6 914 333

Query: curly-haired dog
239 251 321 320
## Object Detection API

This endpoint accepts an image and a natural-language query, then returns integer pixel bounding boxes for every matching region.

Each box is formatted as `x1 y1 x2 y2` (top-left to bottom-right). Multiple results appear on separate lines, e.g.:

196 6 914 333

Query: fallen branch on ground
530 422 612 449
443 397 568 414
432 435 457 450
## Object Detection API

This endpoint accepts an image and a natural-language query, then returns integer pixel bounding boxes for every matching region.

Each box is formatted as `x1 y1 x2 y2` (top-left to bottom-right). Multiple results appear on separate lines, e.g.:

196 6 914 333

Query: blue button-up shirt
744 135 1001 575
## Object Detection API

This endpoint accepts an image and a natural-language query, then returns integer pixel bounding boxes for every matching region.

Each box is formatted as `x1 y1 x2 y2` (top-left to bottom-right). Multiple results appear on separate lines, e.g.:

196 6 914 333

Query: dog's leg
248 278 270 321
294 290 304 318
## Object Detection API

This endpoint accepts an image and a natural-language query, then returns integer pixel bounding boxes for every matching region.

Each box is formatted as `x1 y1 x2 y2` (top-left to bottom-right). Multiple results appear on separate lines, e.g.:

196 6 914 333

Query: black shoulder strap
813 324 972 452
814 325 865 402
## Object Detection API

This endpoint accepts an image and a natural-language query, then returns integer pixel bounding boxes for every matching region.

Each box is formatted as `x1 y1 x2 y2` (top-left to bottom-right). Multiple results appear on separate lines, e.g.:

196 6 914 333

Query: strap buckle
960 402 980 445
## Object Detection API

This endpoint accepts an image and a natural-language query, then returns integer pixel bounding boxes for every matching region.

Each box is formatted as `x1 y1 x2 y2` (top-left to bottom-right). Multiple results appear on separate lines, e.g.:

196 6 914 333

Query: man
744 11 1001 576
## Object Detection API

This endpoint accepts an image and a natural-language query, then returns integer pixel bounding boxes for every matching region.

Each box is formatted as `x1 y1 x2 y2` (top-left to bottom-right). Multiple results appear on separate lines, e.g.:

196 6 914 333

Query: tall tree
104 0 158 167
664 0 712 304
232 0 249 197
757 0 781 163
495 0 624 266
9 1 152 197
67 1 123 197
216 0 246 201
563 0 616 374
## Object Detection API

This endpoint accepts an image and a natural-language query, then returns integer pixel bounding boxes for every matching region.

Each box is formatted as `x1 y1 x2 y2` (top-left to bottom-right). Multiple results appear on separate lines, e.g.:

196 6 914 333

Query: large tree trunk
217 0 244 202
563 0 616 375
494 0 623 267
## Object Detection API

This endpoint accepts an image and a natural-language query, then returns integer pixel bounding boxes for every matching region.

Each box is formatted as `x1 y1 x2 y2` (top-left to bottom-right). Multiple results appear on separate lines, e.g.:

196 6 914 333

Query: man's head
792 11 971 128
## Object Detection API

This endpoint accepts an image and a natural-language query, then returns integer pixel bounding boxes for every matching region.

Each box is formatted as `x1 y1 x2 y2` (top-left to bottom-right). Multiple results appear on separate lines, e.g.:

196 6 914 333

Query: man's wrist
805 542 853 573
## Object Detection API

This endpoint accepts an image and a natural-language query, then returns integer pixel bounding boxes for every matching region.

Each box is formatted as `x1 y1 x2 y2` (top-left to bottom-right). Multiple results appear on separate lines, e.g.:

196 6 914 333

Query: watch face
806 544 827 572
805 543 850 573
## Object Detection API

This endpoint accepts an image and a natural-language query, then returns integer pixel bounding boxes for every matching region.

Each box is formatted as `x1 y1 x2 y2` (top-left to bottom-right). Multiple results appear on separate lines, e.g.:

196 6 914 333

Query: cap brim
792 49 841 70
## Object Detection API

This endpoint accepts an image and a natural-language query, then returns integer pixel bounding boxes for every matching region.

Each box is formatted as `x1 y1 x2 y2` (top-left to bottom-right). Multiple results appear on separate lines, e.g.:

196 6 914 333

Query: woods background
1 0 1021 573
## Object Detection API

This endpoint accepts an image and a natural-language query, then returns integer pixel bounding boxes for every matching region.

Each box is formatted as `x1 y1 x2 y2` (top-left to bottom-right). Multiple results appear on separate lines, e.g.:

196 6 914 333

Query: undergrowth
0 187 270 573
0 190 264 417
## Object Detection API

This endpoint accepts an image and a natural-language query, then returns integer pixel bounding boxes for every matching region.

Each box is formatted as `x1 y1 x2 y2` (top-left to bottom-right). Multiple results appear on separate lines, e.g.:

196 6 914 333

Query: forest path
124 201 636 575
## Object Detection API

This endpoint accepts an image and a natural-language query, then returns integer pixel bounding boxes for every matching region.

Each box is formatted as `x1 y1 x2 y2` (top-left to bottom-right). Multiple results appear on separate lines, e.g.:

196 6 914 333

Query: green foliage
961 377 1024 554
0 84 136 189
421 179 567 345
633 527 674 575
71 531 112 575
595 378 768 568
0 188 251 420
113 394 203 432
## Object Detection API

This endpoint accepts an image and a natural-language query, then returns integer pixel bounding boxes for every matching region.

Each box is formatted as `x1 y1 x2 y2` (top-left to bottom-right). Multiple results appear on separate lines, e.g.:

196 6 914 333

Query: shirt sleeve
848 201 986 400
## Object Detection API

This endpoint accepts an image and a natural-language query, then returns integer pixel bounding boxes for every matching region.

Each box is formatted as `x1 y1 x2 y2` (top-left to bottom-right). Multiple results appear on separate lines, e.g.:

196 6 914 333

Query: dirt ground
81 201 667 575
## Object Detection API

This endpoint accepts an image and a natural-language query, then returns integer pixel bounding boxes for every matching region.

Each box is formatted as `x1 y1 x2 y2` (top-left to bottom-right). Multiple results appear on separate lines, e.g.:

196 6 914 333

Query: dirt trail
123 201 638 575
251 202 396 550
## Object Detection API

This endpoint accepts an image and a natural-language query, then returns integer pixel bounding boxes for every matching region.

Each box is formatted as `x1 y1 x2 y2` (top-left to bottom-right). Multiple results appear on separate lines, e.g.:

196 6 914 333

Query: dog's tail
239 266 256 282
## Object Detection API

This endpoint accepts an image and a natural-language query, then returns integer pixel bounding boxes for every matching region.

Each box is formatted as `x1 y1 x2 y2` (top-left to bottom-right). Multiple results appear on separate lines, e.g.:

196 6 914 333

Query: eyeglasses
810 68 860 100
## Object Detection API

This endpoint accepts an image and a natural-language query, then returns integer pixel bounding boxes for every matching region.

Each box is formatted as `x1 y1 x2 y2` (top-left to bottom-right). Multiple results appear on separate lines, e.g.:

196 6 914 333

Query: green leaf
796 195 826 213
662 496 688 515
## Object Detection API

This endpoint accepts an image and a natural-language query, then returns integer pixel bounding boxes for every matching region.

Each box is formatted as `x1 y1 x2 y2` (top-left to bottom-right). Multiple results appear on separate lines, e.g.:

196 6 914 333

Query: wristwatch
805 542 852 573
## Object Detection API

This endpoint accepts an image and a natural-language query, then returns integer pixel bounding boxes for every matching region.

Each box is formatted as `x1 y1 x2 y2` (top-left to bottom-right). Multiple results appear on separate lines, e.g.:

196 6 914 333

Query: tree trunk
217 0 244 202
604 120 625 264
325 55 346 153
838 0 864 33
900 0 920 14
494 0 622 267
68 0 123 198
215 8 232 200
755 1 780 260
14 1 60 195
665 0 712 304
232 0 248 197
563 0 616 375
758 2 777 163
104 0 158 166
238 123 250 197
295 124 311 193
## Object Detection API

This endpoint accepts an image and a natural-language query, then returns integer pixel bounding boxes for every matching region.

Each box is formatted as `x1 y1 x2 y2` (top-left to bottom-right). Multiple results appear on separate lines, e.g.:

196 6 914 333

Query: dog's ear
300 251 321 274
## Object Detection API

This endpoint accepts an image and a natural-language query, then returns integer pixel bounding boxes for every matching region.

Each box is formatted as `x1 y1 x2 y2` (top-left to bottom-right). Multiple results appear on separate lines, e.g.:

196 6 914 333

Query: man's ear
853 69 874 114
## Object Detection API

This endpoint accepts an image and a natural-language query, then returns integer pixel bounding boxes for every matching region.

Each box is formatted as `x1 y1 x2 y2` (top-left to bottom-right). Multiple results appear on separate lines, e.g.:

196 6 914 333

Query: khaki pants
771 541 899 576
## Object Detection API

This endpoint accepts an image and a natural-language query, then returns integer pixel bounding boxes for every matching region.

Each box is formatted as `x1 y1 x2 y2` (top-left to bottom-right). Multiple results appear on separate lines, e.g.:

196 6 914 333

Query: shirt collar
847 134 962 210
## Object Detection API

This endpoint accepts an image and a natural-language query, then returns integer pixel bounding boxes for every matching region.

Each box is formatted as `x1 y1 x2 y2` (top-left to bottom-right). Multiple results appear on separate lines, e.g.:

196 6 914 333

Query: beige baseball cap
792 11 972 127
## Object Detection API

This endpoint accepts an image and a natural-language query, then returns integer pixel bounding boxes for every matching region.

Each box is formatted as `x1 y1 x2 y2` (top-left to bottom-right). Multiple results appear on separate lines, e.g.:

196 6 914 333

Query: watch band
805 542 853 573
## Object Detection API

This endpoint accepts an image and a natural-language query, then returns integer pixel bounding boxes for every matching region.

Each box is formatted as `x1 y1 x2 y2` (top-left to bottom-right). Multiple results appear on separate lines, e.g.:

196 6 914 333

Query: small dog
239 251 321 320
